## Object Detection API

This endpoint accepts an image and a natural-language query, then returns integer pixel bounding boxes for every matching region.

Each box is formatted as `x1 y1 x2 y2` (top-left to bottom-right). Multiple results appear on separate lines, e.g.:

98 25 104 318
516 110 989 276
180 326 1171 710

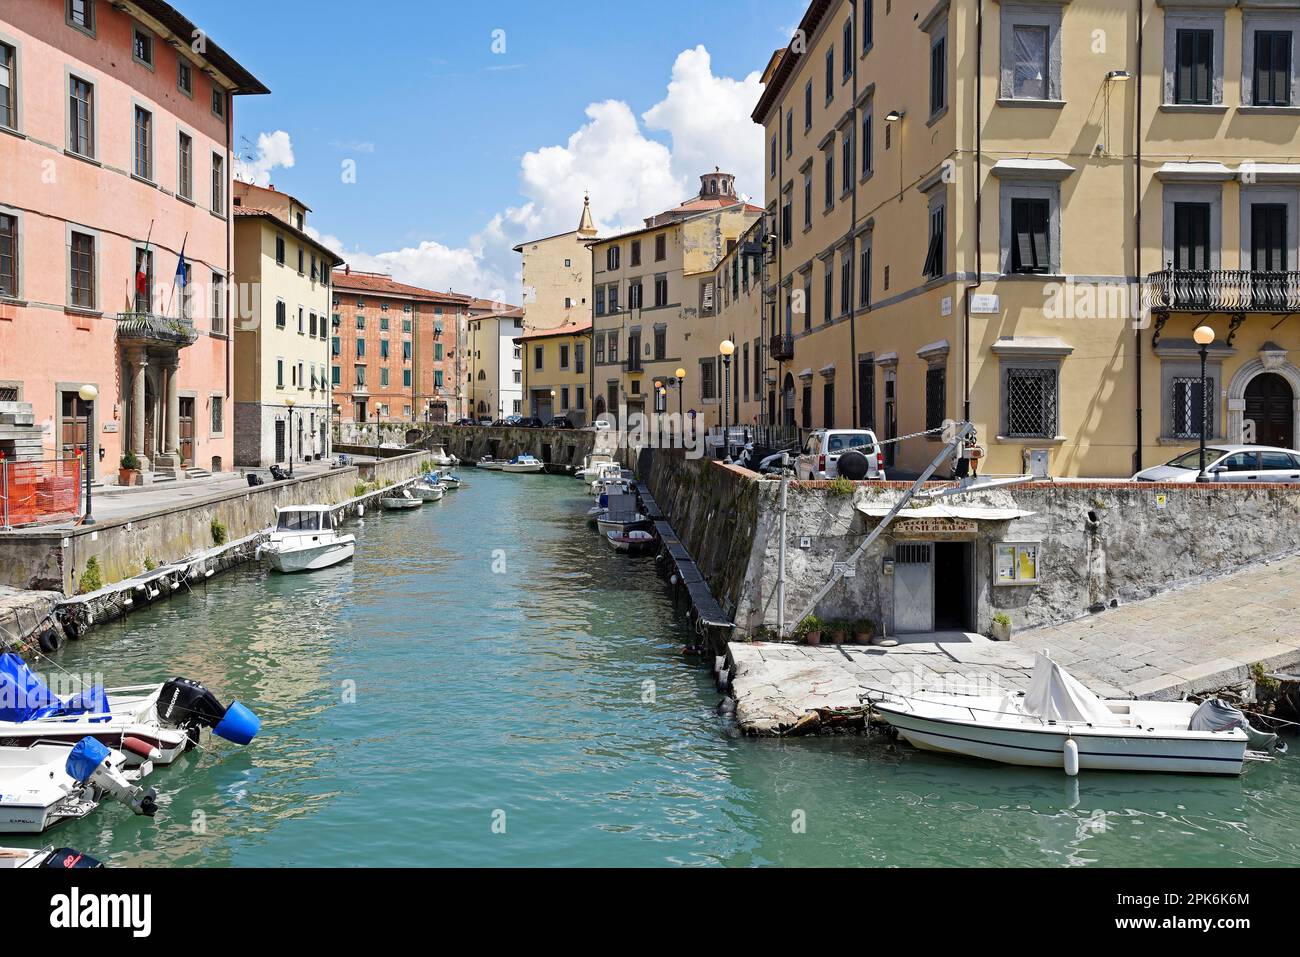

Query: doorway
274 419 286 463
934 541 974 631
1244 372 1293 448
883 373 897 468
179 397 195 466
892 541 974 634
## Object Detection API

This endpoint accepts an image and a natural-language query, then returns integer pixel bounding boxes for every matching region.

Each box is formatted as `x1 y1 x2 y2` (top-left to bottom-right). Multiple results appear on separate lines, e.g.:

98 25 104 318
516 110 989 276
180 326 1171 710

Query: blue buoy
66 737 111 782
212 701 261 745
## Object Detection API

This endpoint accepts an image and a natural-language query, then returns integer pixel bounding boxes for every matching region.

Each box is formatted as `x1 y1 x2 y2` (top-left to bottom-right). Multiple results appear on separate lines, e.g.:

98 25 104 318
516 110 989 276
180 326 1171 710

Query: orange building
0 0 267 482
329 269 468 424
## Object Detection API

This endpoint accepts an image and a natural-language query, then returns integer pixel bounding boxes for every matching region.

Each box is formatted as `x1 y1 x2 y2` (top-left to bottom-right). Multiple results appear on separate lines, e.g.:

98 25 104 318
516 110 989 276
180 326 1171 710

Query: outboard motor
65 737 157 818
1189 698 1286 753
157 678 261 745
42 848 104 869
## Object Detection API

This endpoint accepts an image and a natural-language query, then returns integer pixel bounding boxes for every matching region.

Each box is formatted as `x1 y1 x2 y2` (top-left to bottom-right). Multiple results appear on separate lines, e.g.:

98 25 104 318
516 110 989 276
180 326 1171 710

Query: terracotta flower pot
853 630 872 645
804 630 822 646
830 629 847 645
118 468 141 487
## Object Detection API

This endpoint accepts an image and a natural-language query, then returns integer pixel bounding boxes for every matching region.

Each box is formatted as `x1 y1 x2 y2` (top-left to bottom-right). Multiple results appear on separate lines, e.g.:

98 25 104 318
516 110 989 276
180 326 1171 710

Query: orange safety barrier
0 456 83 527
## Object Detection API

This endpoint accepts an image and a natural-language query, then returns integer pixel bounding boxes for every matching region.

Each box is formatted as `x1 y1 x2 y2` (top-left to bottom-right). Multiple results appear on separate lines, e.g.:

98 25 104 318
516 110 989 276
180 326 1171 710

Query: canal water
21 470 1300 866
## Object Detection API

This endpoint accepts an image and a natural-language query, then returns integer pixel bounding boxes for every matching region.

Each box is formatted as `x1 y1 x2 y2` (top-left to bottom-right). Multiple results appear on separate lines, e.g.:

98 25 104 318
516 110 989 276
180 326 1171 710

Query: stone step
185 468 212 480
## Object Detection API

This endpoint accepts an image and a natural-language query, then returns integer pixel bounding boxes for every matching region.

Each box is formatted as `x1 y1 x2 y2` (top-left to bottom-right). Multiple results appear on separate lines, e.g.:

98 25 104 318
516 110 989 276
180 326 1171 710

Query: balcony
622 359 643 374
1145 269 1300 314
114 312 200 347
769 333 795 361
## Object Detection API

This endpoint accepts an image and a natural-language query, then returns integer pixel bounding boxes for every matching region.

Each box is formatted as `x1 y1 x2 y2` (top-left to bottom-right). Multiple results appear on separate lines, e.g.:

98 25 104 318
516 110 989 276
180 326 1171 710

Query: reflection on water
12 471 1300 866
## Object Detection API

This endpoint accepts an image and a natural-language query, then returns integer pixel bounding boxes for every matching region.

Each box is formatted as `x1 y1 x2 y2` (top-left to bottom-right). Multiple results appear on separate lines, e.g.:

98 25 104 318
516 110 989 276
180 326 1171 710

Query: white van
795 429 886 480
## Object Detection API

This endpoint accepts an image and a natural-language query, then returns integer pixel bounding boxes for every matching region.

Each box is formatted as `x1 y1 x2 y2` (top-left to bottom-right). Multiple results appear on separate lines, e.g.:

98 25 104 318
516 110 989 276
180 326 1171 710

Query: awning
856 503 1035 521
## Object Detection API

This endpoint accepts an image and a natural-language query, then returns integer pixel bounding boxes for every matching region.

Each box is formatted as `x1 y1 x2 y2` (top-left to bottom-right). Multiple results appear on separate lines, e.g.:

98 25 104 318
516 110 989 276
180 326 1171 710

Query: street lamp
719 339 735 459
1193 325 1215 483
285 396 296 478
78 384 97 525
675 367 686 445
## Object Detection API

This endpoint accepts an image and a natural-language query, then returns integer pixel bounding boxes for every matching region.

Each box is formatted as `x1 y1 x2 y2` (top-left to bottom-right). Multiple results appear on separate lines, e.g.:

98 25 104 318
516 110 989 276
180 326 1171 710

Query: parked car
477 416 494 426
504 415 524 426
795 429 887 481
589 417 614 432
548 416 575 429
1133 445 1300 483
453 417 475 427
491 419 510 427
518 416 546 428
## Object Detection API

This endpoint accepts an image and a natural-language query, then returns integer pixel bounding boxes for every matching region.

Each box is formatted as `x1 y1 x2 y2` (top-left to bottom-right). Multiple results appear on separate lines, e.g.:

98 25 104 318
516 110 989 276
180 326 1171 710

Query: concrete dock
729 553 1300 735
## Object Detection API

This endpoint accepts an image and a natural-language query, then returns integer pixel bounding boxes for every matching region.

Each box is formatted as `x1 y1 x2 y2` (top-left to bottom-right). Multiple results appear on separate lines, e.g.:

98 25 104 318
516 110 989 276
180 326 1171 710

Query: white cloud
279 44 760 301
235 130 295 187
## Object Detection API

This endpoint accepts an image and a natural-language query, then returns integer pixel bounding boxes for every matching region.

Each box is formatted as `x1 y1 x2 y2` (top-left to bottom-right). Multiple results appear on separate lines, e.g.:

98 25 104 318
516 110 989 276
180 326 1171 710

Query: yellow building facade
755 0 1300 477
517 320 593 423
513 197 599 334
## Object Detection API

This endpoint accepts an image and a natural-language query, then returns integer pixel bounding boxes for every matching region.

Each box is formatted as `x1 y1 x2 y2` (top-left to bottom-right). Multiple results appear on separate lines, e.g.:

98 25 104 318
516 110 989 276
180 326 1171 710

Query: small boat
605 529 658 553
502 454 545 474
575 455 617 481
380 489 423 510
408 480 445 502
0 844 104 868
258 506 355 573
591 477 634 498
0 657 261 766
477 456 504 471
870 653 1284 777
0 738 157 834
596 511 650 536
427 445 458 467
434 473 463 490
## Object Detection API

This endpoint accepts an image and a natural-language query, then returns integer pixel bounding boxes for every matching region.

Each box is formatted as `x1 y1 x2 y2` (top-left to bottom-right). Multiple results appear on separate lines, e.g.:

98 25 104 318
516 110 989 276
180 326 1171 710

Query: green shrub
827 476 855 496
794 614 823 639
143 557 157 571
78 557 103 594
991 612 1011 628
120 450 141 471
210 516 228 546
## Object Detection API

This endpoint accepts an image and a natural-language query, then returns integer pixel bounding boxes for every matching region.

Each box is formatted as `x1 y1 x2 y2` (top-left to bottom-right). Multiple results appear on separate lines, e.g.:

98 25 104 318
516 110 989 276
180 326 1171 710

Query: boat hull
265 538 355 573
596 516 649 536
502 463 544 473
409 485 445 501
380 498 422 510
874 705 1248 776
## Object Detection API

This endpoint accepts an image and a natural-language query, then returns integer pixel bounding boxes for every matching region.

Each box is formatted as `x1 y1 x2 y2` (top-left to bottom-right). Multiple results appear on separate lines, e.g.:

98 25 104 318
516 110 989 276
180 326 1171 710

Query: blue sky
192 0 797 298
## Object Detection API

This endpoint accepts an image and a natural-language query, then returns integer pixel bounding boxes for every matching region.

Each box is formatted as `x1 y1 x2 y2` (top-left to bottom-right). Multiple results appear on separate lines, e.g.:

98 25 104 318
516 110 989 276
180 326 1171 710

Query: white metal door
893 542 934 634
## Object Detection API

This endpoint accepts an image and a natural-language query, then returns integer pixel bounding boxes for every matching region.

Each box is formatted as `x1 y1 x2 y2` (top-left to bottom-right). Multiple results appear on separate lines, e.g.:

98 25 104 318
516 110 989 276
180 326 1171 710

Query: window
782 189 793 244
212 87 225 118
930 36 947 115
332 366 341 386
1254 30 1293 106
134 248 153 313
840 255 852 315
859 241 871 307
0 213 15 297
211 396 223 435
534 345 544 371
434 343 443 360
332 336 341 357
1011 25 1048 100
785 111 793 155
1005 367 1058 438
68 75 94 157
177 58 192 96
1010 198 1050 273
133 106 152 180
69 231 94 309
770 135 777 178
860 358 876 429
823 267 833 324
1171 375 1215 439
923 202 946 278
1002 6 1061 102
1174 203 1212 270
67 0 94 33
841 128 852 194
355 365 366 386
655 234 667 261
1 42 16 131
803 171 812 229
607 246 620 271
653 329 666 361
608 332 619 364
133 27 153 68
804 80 813 129
356 313 365 330
1251 204 1288 272
628 279 643 309
297 247 304 274
559 344 570 369
356 338 365 358
700 358 717 400
380 368 390 387
1175 29 1214 105
436 371 445 388
403 370 412 388
654 274 668 308
595 335 605 363
212 274 225 335
824 149 834 208
561 386 570 411
211 153 224 214
275 235 285 265
402 341 412 362
825 49 834 102
276 358 285 389
843 19 854 78
177 131 193 200
275 300 286 329
823 381 836 429
607 283 619 313
631 240 641 267
802 383 813 429
594 286 605 316
864 0 874 51
297 307 305 335
575 342 586 374
925 367 946 431
380 339 389 359
861 108 873 178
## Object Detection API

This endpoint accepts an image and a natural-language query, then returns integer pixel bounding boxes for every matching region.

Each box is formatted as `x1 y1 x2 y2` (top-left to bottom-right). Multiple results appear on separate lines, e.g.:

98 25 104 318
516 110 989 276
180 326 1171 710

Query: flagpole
164 232 189 316
135 219 154 312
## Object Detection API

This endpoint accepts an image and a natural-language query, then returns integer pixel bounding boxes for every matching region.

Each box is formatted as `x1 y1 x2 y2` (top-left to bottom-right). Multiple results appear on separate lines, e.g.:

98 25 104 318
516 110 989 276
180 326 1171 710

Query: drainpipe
1134 0 1145 474
777 472 789 638
849 38 860 429
962 0 984 426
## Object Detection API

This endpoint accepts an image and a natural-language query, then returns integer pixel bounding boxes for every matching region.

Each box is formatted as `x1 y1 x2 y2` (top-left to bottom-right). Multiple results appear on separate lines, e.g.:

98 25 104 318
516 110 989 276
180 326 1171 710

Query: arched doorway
594 395 606 418
1245 372 1294 448
781 373 795 427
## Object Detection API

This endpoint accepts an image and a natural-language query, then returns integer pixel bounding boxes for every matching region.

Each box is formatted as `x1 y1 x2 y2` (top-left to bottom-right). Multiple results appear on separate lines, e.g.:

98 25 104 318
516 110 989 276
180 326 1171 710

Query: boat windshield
277 511 322 532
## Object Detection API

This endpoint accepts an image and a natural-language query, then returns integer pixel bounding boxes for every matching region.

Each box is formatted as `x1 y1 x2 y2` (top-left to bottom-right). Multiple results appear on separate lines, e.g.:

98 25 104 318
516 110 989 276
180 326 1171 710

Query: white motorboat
427 445 458 467
870 653 1283 776
477 456 504 471
258 506 355 573
380 489 423 510
409 480 445 502
591 477 635 498
502 454 545 473
605 529 658 553
576 457 618 482
0 658 262 766
596 512 650 536
0 738 156 834
434 473 463 490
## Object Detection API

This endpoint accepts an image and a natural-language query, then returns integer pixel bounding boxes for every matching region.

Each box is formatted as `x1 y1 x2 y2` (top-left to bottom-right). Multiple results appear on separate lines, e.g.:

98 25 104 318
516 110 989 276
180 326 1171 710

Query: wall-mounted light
1105 70 1131 82
884 109 906 123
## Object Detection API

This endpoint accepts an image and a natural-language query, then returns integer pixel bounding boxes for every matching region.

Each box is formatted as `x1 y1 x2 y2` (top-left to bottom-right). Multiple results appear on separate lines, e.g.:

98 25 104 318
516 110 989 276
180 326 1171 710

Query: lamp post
675 367 686 447
285 396 296 478
1193 324 1215 482
374 407 382 462
78 384 97 525
550 389 557 425
719 340 735 459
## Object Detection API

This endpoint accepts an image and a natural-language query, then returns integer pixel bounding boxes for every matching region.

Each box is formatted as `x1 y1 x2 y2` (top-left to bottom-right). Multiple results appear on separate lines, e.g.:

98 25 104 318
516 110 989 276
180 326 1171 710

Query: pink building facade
0 0 267 481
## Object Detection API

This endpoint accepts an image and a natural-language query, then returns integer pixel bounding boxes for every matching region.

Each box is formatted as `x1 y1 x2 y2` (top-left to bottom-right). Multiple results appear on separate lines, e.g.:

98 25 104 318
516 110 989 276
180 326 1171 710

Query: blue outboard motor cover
66 737 111 783
212 701 260 745
0 654 110 721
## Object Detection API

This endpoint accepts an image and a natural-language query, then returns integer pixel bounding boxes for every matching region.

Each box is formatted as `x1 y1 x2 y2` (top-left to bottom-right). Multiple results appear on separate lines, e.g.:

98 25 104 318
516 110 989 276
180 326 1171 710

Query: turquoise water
14 470 1300 866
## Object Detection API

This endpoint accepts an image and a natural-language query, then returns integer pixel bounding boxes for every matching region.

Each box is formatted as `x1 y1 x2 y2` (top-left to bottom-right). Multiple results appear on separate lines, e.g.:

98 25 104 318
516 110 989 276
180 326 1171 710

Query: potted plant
990 612 1012 642
118 451 142 486
852 619 875 645
796 615 824 646
827 619 848 644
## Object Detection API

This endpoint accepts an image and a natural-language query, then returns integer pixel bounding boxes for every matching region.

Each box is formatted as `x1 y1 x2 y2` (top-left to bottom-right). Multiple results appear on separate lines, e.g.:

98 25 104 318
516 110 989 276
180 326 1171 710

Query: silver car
1133 445 1300 483
795 429 887 481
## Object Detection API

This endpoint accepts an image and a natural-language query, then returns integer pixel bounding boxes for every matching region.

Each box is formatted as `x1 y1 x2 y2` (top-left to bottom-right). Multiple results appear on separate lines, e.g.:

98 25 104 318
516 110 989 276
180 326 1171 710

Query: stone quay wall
649 454 1300 640
334 423 600 474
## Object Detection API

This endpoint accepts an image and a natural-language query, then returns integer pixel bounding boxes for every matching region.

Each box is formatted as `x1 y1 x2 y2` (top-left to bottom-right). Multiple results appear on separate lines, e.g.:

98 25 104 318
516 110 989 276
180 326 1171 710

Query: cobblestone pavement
729 555 1300 735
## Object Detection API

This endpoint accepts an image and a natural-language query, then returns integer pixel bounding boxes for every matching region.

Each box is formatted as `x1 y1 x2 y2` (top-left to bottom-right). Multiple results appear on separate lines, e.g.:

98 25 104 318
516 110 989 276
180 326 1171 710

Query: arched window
477 370 486 380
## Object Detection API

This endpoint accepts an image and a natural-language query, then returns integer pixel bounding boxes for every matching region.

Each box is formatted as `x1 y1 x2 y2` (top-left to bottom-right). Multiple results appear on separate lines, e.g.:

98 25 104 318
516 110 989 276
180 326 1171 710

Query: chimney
344 264 350 275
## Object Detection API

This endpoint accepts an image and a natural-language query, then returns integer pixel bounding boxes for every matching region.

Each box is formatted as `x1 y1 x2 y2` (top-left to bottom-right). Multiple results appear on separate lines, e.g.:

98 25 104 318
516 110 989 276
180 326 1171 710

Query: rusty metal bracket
1225 312 1246 348
1151 310 1170 348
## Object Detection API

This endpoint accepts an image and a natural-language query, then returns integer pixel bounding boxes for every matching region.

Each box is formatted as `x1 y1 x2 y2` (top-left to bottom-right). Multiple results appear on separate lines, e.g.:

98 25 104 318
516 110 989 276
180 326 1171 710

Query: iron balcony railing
1144 269 1300 313
114 312 200 346
769 333 795 361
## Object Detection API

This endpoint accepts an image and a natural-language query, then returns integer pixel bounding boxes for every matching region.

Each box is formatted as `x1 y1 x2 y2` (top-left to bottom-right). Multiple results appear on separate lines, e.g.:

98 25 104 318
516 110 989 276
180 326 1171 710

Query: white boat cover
1022 653 1119 726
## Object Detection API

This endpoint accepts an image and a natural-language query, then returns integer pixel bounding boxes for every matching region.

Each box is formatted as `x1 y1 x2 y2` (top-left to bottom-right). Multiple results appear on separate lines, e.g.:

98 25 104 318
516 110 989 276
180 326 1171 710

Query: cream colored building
466 300 524 421
589 172 762 429
513 197 598 333
755 0 1300 478
232 181 342 467
518 319 593 423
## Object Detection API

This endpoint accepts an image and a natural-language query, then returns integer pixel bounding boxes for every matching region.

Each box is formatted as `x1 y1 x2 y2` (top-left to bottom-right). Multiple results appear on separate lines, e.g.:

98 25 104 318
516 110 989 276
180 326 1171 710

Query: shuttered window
1010 198 1050 273
1175 29 1214 105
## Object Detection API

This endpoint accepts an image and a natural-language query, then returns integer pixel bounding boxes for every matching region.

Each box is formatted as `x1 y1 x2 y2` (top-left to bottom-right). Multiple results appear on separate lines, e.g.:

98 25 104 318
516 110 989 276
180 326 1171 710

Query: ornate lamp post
78 384 97 525
285 396 296 478
1193 324 1215 482
719 339 735 459
675 367 686 446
